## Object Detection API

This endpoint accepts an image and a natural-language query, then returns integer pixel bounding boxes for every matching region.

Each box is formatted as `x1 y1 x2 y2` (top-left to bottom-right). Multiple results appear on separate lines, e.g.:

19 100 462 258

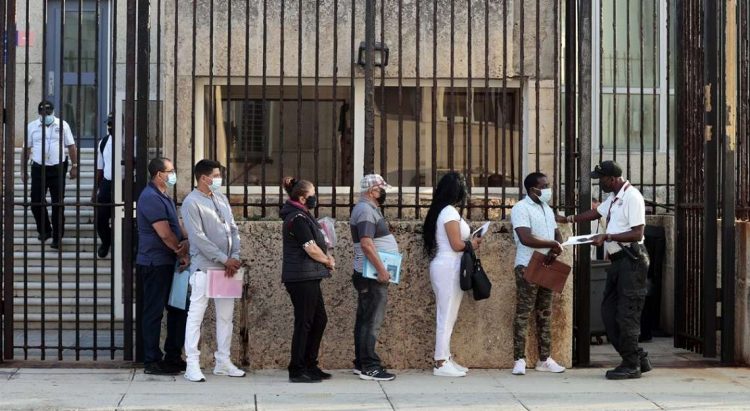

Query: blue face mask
41 115 55 126
209 177 222 192
165 172 177 187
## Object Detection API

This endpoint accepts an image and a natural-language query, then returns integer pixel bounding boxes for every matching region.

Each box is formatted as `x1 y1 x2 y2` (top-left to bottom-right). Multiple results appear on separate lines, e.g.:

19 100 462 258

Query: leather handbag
460 241 475 291
459 241 492 300
524 251 571 293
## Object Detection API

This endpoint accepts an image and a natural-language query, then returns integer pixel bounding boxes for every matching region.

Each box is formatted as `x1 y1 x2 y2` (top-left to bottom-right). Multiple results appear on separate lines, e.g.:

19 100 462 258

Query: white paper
472 222 491 238
561 235 596 246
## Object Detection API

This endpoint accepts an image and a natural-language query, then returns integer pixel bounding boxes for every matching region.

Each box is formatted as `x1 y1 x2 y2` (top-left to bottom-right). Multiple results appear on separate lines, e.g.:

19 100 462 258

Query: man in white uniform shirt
92 114 114 258
22 100 79 249
561 161 652 380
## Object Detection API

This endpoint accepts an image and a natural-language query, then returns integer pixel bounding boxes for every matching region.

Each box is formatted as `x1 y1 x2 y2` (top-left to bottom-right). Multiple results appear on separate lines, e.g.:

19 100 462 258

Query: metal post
363 0 375 174
703 0 720 359
2 0 18 361
576 0 593 367
564 0 577 214
721 0 737 364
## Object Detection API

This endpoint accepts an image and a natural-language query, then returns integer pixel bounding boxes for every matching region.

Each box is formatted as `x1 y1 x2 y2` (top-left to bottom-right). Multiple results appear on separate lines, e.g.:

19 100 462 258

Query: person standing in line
510 172 566 375
280 177 334 383
136 157 189 375
181 159 246 382
560 160 652 380
92 113 114 258
22 100 79 249
350 174 398 382
422 172 481 378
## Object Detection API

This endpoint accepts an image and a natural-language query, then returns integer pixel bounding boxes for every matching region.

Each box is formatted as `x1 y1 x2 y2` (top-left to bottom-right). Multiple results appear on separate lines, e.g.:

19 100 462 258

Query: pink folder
206 269 243 298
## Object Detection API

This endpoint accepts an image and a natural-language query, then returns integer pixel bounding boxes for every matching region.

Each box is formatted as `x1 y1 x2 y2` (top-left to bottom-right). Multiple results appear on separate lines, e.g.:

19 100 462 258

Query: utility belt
608 242 647 263
32 159 68 168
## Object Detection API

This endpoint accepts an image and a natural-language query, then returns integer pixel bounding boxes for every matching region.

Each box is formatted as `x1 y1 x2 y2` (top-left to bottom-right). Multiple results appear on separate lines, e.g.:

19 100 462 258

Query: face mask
376 188 386 206
305 195 318 209
165 172 177 187
209 177 222 191
538 188 552 204
41 115 55 126
600 178 612 193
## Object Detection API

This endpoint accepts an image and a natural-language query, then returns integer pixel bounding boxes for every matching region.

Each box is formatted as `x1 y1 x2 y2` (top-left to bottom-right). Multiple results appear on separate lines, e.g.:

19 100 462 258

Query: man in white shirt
92 114 114 258
22 100 79 249
510 172 566 376
561 161 652 380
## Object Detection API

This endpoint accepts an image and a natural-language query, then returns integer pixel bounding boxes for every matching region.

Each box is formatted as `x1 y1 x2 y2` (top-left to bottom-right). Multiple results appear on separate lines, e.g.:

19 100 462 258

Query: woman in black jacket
280 177 335 383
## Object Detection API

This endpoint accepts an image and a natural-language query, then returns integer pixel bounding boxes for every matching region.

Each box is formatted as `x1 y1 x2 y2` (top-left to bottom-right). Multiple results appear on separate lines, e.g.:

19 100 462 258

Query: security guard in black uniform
560 161 652 379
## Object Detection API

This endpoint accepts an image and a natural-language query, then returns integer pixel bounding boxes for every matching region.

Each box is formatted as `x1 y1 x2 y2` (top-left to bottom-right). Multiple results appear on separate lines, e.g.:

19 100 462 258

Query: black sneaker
640 353 653 373
310 367 332 380
50 239 60 250
165 358 187 372
98 243 111 258
605 365 641 380
37 233 52 242
359 368 396 381
289 371 322 383
144 361 180 376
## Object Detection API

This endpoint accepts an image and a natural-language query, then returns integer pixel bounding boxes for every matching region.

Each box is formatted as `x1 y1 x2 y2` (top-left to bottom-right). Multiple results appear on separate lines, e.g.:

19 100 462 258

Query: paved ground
0 366 749 410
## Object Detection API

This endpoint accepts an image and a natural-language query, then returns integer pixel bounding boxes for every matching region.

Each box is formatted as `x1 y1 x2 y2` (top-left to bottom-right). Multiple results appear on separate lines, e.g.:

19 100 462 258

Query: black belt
32 160 67 167
608 250 627 262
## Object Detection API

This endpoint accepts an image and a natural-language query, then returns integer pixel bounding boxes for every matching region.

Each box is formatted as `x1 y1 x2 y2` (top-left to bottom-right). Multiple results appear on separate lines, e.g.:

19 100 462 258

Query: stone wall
193 220 573 369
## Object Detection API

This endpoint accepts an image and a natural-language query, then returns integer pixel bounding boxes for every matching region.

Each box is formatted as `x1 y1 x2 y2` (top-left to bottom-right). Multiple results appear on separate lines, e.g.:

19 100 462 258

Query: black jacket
280 201 331 283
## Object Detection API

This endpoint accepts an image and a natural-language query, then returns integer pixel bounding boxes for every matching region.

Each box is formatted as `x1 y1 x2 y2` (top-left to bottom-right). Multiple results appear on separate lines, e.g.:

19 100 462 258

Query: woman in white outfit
422 172 482 377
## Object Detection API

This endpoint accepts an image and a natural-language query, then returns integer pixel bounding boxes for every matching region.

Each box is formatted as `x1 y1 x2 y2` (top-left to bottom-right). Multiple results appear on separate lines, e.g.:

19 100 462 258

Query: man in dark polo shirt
350 174 399 382
137 157 190 375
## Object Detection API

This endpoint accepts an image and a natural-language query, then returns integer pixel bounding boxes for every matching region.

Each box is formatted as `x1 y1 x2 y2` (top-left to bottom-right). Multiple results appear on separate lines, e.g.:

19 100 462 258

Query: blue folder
362 251 403 284
168 268 190 310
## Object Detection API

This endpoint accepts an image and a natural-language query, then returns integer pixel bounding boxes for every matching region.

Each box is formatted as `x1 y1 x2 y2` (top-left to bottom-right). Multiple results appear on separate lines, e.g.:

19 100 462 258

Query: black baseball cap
590 160 622 179
38 100 54 115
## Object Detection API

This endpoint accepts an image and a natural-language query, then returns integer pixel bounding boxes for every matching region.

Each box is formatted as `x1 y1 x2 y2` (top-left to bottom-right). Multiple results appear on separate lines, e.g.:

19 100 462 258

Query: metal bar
639 0 645 192
209 0 215 163
75 0 84 361
703 0 719 358
431 0 437 186
364 0 375 174
576 0 593 367
502 0 509 218
279 0 286 203
123 0 138 362
517 0 525 194
190 0 197 192
612 0 617 160
564 0 577 219
626 0 632 173
449 0 455 172
243 0 251 218
314 0 320 214
467 0 473 213
721 0 737 364
297 0 303 180
553 0 560 206
110 0 118 360
57 0 66 362
652 0 658 205
415 0 422 218
349 0 356 208
40 0 48 361
535 0 541 171
261 0 267 217
226 0 233 203
483 0 489 219
22 0 31 360
330 0 337 217
93 0 101 362
379 0 386 177
397 0 404 218
2 0 18 361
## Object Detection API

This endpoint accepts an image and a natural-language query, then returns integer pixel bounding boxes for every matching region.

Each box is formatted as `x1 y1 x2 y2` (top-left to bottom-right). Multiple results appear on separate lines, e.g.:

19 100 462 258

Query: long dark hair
422 172 468 256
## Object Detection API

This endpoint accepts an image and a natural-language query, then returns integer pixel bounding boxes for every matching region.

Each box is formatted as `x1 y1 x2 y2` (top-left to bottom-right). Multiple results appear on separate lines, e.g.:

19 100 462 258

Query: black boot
640 352 652 373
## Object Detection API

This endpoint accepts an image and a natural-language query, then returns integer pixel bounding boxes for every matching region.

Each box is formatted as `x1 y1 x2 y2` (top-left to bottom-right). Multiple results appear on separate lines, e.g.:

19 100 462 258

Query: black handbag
459 241 492 300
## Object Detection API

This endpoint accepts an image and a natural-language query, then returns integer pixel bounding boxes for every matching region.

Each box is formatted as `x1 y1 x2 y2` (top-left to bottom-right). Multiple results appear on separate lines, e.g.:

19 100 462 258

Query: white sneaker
184 364 206 382
433 360 467 377
213 360 246 377
512 358 526 375
449 356 469 373
535 357 566 373
352 368 362 375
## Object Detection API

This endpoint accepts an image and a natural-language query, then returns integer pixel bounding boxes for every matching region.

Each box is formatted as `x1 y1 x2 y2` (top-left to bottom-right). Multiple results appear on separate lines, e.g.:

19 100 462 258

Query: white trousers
184 270 235 366
429 254 464 361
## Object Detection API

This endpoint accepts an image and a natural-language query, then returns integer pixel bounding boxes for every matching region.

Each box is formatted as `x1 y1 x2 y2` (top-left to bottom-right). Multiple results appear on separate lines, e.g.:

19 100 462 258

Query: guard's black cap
106 112 114 127
590 160 623 179
38 100 54 115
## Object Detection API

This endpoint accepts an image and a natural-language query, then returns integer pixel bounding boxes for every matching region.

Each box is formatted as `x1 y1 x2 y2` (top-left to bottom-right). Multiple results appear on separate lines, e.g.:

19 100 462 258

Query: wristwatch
71 163 79 167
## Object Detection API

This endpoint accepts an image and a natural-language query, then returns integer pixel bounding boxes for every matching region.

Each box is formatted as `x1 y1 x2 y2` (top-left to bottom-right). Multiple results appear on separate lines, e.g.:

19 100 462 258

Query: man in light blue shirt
510 172 565 376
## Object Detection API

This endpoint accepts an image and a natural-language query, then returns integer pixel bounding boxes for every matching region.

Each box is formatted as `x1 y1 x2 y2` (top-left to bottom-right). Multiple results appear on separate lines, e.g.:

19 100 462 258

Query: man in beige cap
349 174 398 381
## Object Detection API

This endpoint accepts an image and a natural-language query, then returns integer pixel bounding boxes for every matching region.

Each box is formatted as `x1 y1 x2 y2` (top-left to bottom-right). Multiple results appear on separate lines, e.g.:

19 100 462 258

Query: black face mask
305 195 318 209
376 188 386 206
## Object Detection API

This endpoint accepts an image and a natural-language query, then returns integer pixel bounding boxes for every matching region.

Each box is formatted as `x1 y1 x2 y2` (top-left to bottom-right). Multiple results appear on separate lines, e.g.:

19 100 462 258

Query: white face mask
538 188 552 204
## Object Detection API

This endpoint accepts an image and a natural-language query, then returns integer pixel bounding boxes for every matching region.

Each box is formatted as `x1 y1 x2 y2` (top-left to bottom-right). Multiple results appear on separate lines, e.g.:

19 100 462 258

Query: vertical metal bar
297 0 303 180
279 0 286 203
449 0 455 172
123 0 138 362
261 0 268 217
431 0 437 186
612 0 618 160
721 0 737 364
565 0 577 219
652 0 658 206
3 0 18 361
57 0 66 361
415 0 422 218
314 0 320 213
39 0 49 361
330 0 337 217
639 0 645 192
0 0 6 363
226 0 232 202
553 0 560 206
75 0 84 361
349 0 356 207
467 0 473 213
517 0 525 193
379 0 386 177
502 0 509 217
93 0 101 361
209 0 215 162
157 0 162 157
703 0 719 358
110 0 118 360
22 0 31 360
364 0 375 174
535 0 541 172
397 0 403 218
483 0 489 219
626 0 632 175
244 0 252 218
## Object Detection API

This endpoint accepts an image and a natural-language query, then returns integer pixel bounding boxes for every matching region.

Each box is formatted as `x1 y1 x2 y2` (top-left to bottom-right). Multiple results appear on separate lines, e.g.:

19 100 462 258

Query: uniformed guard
22 100 79 249
560 160 652 379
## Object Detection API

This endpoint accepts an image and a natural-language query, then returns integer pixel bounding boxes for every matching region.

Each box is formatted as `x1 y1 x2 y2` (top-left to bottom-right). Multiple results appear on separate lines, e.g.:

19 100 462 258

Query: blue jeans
352 271 388 372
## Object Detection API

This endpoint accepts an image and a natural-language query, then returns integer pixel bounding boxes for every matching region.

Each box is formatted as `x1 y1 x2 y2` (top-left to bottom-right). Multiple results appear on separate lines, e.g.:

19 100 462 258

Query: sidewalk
0 366 749 410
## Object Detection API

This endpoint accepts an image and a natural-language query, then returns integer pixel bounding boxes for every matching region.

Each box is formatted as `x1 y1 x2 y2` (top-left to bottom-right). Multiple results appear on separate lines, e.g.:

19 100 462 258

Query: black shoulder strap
100 134 110 156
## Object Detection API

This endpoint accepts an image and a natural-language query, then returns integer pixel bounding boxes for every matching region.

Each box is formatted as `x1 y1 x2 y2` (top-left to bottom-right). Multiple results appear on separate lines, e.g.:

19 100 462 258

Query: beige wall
193 220 574 369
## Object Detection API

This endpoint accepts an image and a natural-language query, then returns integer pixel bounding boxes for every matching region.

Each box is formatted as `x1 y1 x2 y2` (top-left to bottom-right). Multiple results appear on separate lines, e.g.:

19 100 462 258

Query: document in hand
168 268 190 310
206 268 244 298
523 251 572 293
363 251 403 284
472 222 491 238
561 235 596 246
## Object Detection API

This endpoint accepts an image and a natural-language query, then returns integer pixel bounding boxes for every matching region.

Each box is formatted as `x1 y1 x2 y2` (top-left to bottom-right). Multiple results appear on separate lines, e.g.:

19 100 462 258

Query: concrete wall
193 220 573 369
